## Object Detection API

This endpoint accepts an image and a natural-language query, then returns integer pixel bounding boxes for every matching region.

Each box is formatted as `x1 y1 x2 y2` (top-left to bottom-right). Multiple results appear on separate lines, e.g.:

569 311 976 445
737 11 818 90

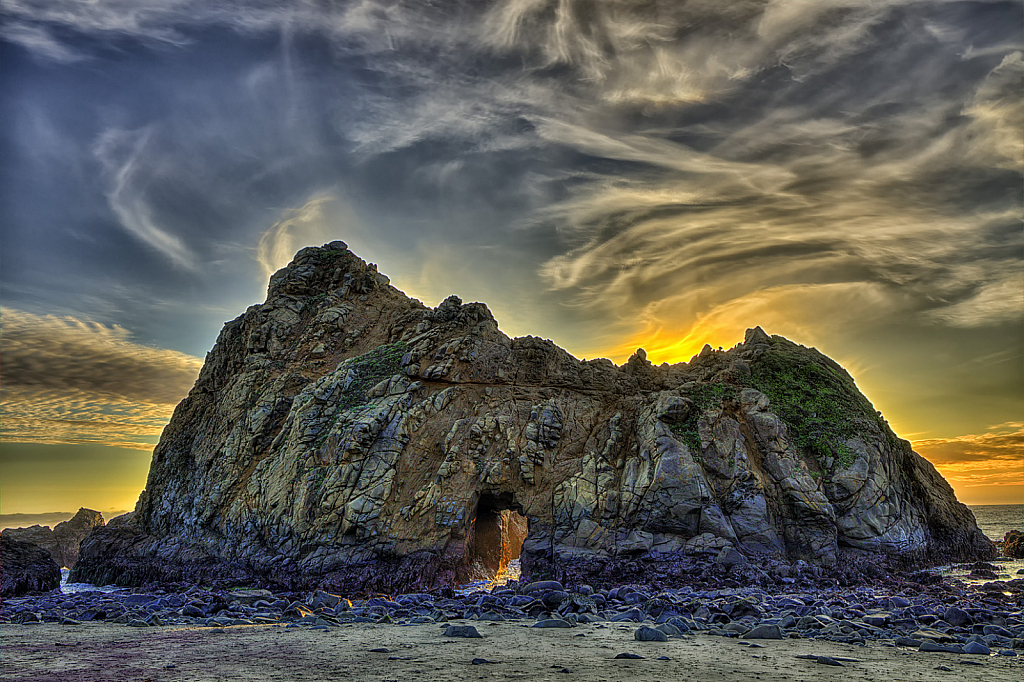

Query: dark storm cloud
1 0 1021 450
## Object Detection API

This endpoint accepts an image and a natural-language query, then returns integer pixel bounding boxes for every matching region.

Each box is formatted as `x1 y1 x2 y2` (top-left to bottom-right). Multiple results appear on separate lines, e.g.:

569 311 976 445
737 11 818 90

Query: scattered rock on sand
534 619 572 628
634 626 668 642
919 641 963 653
746 624 784 639
443 625 482 638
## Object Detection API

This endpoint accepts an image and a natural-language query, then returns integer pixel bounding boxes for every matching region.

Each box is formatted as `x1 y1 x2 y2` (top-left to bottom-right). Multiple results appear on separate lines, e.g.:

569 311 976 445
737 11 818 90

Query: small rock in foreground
443 625 482 639
635 626 668 642
533 619 571 629
745 624 783 640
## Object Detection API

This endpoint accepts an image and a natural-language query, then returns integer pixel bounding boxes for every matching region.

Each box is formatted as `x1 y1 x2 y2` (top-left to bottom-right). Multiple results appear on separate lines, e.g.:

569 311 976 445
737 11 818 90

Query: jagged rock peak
73 243 993 593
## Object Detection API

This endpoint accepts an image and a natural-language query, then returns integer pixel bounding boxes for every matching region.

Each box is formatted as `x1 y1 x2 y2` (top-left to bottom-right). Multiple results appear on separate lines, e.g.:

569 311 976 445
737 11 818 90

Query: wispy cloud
926 272 1024 328
1 307 201 403
256 196 337 280
0 308 201 449
964 51 1024 170
93 128 200 271
0 22 83 62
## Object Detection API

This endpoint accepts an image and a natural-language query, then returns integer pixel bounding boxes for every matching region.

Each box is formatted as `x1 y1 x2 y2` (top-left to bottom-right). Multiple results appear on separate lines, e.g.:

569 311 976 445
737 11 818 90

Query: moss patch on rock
671 383 739 463
746 337 887 473
669 338 894 475
334 341 408 414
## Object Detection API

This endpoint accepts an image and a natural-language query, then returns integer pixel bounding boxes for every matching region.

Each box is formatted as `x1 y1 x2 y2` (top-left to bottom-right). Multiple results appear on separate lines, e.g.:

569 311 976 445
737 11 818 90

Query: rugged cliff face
73 242 994 592
2 508 105 568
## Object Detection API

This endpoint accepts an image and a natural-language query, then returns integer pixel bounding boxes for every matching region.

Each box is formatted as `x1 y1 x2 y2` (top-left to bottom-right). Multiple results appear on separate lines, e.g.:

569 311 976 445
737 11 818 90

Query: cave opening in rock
464 492 529 588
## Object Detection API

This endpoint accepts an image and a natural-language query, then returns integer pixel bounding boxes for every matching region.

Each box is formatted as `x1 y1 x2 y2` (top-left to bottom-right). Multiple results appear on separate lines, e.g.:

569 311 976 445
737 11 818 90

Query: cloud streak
1 308 201 449
256 196 338 280
93 128 201 271
914 423 1024 495
1 307 201 404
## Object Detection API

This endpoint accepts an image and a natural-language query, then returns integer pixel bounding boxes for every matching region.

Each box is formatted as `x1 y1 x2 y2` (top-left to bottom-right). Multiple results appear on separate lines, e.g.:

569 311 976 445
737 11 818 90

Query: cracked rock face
1 536 61 597
72 243 994 593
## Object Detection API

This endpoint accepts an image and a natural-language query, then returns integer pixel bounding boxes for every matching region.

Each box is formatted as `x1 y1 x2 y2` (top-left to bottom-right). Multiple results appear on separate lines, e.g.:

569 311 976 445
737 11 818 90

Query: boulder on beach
1 536 61 597
72 243 995 593
1004 530 1024 559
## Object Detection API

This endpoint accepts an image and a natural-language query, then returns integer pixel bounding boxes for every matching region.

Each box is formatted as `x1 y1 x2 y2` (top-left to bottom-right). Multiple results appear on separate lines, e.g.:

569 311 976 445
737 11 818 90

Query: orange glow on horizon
585 322 743 366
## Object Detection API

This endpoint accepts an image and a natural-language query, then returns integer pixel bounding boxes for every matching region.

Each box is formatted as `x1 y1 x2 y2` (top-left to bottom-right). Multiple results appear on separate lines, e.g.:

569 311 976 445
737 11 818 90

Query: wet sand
3 621 1021 682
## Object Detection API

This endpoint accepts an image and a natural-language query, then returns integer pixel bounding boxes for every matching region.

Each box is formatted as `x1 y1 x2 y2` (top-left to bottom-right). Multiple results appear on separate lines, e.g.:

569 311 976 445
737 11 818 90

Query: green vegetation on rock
746 337 881 473
334 342 408 414
322 250 353 265
308 465 329 490
669 338 891 474
308 341 408 453
670 383 739 463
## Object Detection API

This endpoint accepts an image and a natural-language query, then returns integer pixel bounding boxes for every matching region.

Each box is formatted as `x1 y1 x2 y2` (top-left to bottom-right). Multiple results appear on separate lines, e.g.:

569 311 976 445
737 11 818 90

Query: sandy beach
3 620 1021 682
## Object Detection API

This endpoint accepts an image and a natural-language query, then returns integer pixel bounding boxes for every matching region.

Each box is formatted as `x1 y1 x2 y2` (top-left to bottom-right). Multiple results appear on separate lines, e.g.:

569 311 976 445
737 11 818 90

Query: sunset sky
1 0 1021 521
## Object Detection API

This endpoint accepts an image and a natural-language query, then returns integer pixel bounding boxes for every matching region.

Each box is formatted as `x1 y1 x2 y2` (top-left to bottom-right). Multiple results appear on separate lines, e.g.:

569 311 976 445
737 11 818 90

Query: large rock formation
2 508 105 568
1 536 61 597
73 242 994 592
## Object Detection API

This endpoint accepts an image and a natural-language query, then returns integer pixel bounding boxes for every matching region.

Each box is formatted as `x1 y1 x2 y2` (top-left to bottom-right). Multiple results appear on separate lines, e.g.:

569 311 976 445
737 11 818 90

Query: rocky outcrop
2 508 104 568
1005 530 1024 559
72 242 994 593
1 536 61 597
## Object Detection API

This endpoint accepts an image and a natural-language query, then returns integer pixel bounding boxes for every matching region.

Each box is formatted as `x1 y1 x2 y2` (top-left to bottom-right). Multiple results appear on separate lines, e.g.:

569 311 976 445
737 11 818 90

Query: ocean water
968 504 1023 542
60 568 123 595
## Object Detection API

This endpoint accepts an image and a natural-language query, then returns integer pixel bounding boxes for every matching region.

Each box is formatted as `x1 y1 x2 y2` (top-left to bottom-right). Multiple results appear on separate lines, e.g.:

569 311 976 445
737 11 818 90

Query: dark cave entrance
464 492 529 586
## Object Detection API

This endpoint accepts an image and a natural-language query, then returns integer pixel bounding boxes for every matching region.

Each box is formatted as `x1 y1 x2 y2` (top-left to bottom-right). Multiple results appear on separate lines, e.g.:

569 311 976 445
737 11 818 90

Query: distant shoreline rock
72 243 995 593
2 508 104 569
